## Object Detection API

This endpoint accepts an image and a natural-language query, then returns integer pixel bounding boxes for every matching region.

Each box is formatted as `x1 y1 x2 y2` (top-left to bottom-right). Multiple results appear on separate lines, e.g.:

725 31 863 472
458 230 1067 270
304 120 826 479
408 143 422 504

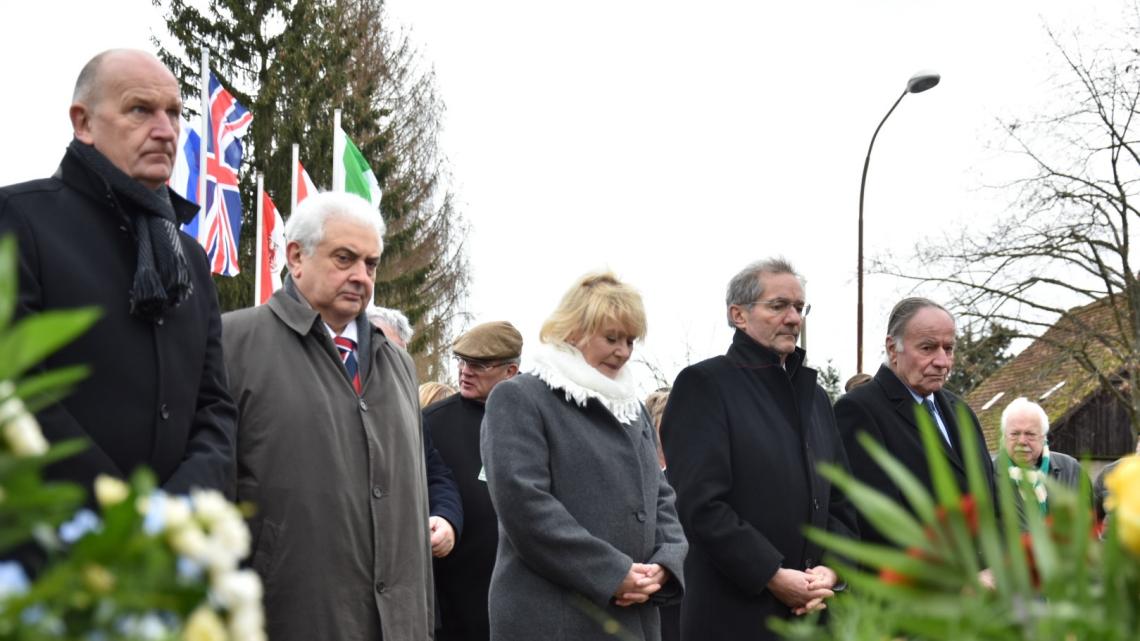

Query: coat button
156 317 164 326
635 510 646 523
374 581 385 594
359 399 368 412
160 404 170 420
371 486 383 499
805 557 816 568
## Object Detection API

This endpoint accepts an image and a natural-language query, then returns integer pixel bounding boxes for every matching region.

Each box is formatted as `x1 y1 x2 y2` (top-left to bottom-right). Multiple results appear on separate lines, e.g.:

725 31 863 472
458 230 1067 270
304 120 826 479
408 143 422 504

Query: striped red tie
334 336 362 394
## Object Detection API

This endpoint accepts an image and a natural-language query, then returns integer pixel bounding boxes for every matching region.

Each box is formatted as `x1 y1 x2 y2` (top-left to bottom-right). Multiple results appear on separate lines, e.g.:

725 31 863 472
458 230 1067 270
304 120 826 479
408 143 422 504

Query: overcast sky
0 0 1126 394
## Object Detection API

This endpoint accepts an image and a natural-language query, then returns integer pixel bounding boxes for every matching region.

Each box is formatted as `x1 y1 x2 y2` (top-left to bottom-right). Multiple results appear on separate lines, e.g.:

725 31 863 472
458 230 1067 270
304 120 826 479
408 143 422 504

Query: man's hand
767 567 835 614
791 565 839 615
613 563 668 606
429 516 456 558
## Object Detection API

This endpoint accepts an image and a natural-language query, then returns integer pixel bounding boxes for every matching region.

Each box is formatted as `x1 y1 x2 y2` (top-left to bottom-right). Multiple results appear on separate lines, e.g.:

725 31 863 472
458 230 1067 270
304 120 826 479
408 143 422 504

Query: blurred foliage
774 404 1139 640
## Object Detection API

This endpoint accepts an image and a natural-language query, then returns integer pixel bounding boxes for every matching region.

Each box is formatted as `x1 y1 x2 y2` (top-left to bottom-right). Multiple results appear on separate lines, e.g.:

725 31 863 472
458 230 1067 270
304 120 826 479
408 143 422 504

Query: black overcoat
0 146 236 498
660 331 858 641
833 364 996 547
424 394 495 641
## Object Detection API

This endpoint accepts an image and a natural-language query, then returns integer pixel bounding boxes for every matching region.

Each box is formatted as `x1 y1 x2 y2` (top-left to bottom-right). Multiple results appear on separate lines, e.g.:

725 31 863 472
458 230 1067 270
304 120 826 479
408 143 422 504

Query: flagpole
291 143 300 216
332 109 344 192
197 50 209 246
255 173 265 306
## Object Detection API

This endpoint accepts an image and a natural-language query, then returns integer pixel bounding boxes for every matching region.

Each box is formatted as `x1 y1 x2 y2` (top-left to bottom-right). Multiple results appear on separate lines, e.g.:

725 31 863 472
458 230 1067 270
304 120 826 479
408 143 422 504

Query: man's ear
70 103 94 144
885 336 898 365
728 305 747 330
286 241 304 276
505 363 520 378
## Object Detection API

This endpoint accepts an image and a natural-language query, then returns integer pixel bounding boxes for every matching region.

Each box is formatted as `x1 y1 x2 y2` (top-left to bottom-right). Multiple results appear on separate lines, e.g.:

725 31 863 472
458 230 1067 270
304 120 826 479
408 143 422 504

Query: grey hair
724 257 801 327
285 191 386 256
1000 396 1050 438
886 297 954 354
366 305 413 343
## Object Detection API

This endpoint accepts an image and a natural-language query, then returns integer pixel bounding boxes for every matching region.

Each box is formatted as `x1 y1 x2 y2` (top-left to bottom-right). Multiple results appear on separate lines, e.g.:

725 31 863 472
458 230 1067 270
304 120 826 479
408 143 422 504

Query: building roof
964 297 1126 450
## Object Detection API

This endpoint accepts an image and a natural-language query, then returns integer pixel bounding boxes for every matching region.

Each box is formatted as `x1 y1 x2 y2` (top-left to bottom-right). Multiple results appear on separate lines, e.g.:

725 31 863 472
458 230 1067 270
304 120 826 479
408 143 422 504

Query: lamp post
856 71 940 373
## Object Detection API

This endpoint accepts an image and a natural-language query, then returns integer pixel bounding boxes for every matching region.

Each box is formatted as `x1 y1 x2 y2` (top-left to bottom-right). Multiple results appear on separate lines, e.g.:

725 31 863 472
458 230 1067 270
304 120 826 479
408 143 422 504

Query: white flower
1008 467 1023 481
227 603 266 641
213 569 263 608
191 490 232 526
169 525 209 559
2 402 48 457
1034 484 1048 504
184 606 228 641
209 514 251 560
164 495 193 531
94 475 130 507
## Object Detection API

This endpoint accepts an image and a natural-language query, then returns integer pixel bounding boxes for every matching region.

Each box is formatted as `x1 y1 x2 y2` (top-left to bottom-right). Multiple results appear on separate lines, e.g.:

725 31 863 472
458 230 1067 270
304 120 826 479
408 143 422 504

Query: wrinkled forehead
903 307 955 340
758 272 805 300
92 53 180 103
1005 409 1044 432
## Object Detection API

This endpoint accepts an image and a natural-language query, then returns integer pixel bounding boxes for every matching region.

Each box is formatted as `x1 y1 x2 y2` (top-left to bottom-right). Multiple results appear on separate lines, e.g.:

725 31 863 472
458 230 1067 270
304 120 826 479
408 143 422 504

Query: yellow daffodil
1105 455 1140 556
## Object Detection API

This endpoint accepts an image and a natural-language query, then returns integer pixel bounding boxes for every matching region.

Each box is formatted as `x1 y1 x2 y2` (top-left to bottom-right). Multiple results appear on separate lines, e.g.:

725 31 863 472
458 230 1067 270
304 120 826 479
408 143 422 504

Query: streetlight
856 70 940 373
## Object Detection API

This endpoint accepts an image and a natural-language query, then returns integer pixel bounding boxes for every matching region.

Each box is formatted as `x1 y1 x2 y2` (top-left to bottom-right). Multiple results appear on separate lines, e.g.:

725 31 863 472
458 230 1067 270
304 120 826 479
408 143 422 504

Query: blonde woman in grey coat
480 272 687 641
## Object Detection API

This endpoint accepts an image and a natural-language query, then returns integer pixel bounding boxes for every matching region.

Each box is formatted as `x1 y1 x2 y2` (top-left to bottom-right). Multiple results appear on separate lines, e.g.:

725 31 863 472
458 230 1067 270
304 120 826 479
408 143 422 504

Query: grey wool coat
222 284 433 641
480 373 687 641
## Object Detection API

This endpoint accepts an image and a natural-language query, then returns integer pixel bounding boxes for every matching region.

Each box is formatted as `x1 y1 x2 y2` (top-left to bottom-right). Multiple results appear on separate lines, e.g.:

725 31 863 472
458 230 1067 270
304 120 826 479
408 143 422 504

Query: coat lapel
876 365 965 474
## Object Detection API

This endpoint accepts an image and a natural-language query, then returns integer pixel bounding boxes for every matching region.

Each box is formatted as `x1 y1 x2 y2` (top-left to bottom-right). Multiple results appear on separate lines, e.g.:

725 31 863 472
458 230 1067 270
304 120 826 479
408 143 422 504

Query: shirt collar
325 318 359 343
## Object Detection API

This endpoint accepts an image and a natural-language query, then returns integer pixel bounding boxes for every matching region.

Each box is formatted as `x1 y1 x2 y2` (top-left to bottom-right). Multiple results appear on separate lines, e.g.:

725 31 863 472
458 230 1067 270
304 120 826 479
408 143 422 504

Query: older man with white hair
999 397 1089 528
222 191 432 640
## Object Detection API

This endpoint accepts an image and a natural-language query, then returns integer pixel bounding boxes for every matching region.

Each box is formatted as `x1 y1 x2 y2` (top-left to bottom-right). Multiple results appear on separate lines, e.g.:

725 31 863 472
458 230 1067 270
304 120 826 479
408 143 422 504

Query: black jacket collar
726 328 806 377
56 142 200 226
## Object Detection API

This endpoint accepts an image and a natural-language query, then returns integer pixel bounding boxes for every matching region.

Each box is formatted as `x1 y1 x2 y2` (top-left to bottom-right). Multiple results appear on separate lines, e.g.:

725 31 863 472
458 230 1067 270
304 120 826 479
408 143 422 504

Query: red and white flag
292 144 319 214
255 175 287 305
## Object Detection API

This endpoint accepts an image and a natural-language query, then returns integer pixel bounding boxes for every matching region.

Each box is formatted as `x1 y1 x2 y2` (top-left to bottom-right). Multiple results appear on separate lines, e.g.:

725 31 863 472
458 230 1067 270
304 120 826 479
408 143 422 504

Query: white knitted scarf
528 342 642 425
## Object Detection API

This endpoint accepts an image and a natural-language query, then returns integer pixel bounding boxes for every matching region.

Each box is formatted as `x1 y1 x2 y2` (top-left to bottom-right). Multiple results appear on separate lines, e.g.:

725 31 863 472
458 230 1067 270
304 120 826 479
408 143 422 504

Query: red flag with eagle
256 190 286 305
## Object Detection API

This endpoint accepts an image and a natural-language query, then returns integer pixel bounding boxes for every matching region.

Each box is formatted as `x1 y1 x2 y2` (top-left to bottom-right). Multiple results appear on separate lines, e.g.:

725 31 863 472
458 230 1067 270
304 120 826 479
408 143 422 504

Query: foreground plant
773 407 1140 641
0 234 265 640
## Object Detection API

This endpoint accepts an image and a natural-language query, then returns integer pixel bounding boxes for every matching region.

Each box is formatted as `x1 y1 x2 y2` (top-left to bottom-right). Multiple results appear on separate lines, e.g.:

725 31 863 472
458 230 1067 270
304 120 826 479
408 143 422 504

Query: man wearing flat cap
425 321 522 641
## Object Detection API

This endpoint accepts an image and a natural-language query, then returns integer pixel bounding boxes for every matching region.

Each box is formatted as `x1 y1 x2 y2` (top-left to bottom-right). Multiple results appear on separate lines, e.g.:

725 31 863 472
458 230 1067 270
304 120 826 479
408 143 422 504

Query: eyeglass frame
453 355 517 374
748 297 811 318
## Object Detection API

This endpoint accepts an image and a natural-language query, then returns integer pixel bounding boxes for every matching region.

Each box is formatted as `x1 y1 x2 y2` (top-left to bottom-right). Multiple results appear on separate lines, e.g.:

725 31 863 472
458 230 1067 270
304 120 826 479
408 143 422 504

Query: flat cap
452 321 523 361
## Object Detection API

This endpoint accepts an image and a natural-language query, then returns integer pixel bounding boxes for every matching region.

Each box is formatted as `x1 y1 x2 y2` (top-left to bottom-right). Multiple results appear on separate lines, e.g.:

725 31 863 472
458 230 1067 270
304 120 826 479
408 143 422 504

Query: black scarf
69 140 193 319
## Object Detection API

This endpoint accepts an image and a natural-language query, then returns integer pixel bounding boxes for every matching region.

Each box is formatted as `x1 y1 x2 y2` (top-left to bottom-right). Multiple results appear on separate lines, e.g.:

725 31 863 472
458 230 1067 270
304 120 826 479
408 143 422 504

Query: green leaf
856 431 937 523
15 365 91 413
914 404 960 508
994 452 1033 595
806 527 961 589
0 235 15 329
954 403 1006 590
0 307 101 380
816 462 933 552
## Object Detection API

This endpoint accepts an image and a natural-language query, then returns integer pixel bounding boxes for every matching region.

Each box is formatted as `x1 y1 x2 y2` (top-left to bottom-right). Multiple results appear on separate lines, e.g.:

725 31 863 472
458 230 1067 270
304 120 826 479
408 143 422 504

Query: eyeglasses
454 356 510 373
750 298 811 318
1006 430 1042 442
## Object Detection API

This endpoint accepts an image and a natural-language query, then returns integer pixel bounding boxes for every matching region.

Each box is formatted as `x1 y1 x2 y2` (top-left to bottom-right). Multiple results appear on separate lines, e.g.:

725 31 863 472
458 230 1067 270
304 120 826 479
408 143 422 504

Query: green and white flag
332 111 382 209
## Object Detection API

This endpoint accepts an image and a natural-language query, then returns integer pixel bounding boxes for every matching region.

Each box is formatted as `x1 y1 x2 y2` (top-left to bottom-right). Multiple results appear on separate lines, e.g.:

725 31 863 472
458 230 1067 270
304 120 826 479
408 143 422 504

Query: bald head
69 49 182 189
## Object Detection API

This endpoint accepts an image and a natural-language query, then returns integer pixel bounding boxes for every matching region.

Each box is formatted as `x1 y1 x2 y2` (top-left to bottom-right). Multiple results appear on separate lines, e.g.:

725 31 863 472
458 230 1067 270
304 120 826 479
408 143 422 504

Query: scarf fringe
528 343 642 425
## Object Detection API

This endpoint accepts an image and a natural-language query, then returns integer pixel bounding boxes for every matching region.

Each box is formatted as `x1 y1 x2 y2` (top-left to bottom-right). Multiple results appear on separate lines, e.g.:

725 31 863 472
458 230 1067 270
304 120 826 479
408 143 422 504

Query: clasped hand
767 566 838 616
613 563 669 607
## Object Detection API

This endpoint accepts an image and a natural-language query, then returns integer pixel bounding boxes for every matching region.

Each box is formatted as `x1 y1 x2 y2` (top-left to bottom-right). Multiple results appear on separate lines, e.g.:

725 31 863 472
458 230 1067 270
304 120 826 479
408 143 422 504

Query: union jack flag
197 72 253 276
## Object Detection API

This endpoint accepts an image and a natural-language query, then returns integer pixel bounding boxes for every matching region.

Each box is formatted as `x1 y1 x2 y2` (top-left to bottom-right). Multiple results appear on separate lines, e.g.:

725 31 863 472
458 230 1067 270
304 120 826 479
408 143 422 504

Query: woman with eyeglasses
480 272 687 641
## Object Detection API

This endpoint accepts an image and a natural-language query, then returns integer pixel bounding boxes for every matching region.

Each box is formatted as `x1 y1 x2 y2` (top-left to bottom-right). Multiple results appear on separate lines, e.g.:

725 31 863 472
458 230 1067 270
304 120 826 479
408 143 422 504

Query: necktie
334 336 362 394
923 398 952 448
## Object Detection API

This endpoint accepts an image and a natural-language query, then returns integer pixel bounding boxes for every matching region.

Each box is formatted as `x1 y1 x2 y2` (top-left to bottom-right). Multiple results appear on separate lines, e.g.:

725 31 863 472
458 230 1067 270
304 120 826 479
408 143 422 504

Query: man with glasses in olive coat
424 321 522 641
